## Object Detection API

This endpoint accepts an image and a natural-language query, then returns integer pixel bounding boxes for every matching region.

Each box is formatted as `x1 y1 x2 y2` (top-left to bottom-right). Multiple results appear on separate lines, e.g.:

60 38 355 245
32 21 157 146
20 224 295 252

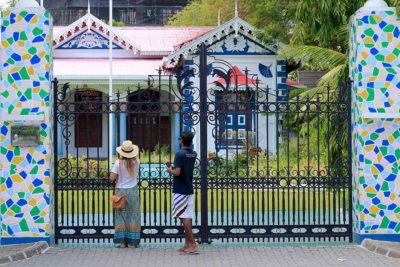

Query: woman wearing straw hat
110 140 141 248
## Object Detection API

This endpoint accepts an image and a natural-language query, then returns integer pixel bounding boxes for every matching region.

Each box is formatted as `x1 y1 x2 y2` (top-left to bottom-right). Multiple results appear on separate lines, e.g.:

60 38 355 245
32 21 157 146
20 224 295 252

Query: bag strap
119 160 123 188
114 159 123 195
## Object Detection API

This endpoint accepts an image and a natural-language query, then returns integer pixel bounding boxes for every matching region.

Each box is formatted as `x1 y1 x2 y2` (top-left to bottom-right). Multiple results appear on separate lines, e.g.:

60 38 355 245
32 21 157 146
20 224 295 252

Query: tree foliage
170 0 399 48
168 0 253 26
168 0 294 44
100 19 126 27
291 0 362 50
282 0 399 85
280 45 348 91
246 0 297 44
292 0 400 51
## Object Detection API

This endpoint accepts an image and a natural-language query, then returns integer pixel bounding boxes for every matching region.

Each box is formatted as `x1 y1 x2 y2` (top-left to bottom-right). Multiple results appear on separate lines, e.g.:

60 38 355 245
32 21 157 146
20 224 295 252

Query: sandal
183 246 199 254
178 245 188 252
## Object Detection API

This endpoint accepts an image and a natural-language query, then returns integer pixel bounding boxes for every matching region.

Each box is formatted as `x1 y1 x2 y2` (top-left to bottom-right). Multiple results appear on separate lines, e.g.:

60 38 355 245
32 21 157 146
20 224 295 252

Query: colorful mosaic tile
350 8 400 236
1 10 51 117
355 119 400 233
353 10 400 115
0 8 52 240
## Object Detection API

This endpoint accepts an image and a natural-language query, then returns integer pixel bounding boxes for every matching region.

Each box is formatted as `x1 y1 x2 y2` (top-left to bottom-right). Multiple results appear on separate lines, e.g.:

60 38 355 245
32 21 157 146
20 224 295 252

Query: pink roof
173 30 209 50
53 26 214 77
54 58 163 77
119 27 213 52
211 66 262 85
286 79 306 88
53 26 214 54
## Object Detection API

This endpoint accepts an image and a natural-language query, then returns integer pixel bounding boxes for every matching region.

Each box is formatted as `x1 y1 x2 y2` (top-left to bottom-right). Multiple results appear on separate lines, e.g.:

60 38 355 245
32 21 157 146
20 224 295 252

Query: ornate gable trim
57 30 124 49
53 13 140 54
207 32 275 55
164 17 277 62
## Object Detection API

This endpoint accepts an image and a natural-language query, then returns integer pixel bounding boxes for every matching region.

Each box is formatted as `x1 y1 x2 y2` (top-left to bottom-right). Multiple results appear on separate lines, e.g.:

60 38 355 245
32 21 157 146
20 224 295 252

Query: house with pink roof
52 10 285 157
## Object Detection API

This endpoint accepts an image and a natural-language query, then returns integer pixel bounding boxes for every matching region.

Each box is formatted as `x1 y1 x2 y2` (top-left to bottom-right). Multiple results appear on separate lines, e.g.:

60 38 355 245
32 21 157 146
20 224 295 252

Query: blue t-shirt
172 147 197 195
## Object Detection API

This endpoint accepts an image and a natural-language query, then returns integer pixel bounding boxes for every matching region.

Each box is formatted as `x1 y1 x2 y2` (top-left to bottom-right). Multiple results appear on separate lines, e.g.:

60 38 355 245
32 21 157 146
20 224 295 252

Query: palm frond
336 24 350 48
291 86 327 101
279 45 347 70
317 64 348 87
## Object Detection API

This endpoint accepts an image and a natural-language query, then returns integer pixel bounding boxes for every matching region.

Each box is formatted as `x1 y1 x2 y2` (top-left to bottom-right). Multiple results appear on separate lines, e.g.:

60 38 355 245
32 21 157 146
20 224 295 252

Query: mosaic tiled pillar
0 7 52 244
349 1 400 243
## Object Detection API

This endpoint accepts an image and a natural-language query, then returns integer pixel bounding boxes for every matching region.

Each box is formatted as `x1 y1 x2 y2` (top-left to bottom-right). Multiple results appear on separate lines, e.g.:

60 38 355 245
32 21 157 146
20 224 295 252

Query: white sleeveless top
111 159 140 188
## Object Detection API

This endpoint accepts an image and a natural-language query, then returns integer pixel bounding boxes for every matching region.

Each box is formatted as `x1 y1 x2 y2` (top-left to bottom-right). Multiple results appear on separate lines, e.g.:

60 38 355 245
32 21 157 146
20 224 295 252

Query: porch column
119 112 127 144
0 1 52 244
349 0 400 243
112 113 116 155
174 113 180 151
57 122 63 156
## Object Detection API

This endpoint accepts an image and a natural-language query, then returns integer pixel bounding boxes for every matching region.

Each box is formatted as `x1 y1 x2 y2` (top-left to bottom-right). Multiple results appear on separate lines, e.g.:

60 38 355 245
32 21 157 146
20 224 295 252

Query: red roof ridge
210 65 262 85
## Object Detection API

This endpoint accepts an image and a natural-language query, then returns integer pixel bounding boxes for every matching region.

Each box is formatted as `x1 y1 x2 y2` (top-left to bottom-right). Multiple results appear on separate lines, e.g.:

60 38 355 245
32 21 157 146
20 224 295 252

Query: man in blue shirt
167 132 198 254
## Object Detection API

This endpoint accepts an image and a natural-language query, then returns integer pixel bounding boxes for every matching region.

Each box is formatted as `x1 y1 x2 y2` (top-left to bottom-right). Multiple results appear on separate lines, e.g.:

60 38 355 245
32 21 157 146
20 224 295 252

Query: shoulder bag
111 160 126 209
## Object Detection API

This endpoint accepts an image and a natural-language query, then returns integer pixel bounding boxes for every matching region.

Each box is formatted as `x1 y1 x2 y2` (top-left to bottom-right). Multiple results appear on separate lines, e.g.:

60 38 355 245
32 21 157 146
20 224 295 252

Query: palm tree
277 0 400 175
280 0 400 98
279 45 348 99
279 44 350 171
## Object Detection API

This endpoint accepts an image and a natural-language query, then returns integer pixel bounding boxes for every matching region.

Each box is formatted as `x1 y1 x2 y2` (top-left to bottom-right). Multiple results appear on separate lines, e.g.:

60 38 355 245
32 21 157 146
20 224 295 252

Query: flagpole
109 0 113 166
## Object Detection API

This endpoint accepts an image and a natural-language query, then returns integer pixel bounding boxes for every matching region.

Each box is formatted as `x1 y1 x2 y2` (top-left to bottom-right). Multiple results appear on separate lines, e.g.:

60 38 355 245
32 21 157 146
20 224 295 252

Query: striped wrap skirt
114 186 141 246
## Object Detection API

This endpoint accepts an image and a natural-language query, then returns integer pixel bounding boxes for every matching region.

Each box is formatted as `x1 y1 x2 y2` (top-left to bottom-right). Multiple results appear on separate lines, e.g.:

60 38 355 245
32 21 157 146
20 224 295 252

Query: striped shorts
172 194 194 219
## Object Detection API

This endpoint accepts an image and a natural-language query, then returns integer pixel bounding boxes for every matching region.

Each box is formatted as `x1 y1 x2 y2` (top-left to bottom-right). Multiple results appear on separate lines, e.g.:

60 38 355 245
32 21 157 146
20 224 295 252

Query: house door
127 89 171 151
128 114 170 151
75 90 103 148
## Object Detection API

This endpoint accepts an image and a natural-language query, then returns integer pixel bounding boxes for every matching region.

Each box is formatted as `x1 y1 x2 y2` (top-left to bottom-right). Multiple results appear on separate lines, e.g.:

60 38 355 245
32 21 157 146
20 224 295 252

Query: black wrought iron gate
53 44 352 244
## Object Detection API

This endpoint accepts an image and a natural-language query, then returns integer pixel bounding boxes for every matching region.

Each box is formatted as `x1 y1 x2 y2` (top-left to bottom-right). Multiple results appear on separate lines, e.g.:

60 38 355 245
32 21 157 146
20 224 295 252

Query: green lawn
57 188 349 215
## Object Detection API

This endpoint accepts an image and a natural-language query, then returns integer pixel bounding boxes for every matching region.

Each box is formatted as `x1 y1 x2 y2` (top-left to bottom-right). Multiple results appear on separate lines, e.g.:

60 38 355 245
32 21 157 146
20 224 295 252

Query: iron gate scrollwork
53 44 352 244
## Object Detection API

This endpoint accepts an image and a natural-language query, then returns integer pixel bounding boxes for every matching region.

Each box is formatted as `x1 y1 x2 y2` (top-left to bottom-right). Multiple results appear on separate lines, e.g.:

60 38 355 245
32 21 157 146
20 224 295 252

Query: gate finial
235 0 238 18
15 0 40 7
234 0 239 36
218 9 221 26
361 0 388 10
86 0 92 32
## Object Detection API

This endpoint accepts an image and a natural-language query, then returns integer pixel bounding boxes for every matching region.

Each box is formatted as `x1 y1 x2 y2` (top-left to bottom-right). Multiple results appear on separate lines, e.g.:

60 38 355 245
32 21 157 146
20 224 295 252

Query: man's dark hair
180 132 194 147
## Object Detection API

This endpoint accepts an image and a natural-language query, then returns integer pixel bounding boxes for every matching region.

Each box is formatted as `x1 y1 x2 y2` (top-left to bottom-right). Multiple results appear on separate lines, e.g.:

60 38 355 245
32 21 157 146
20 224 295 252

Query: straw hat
116 140 139 159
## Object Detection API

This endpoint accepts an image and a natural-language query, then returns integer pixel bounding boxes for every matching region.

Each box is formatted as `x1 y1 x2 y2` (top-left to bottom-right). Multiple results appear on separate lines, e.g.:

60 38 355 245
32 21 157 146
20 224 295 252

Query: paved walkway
0 245 28 259
0 242 48 265
3 244 399 267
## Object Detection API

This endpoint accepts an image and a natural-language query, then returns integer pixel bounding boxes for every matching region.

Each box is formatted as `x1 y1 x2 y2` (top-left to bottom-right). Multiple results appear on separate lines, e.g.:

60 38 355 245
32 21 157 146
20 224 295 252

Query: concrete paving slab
362 239 400 259
0 242 49 266
3 244 400 267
